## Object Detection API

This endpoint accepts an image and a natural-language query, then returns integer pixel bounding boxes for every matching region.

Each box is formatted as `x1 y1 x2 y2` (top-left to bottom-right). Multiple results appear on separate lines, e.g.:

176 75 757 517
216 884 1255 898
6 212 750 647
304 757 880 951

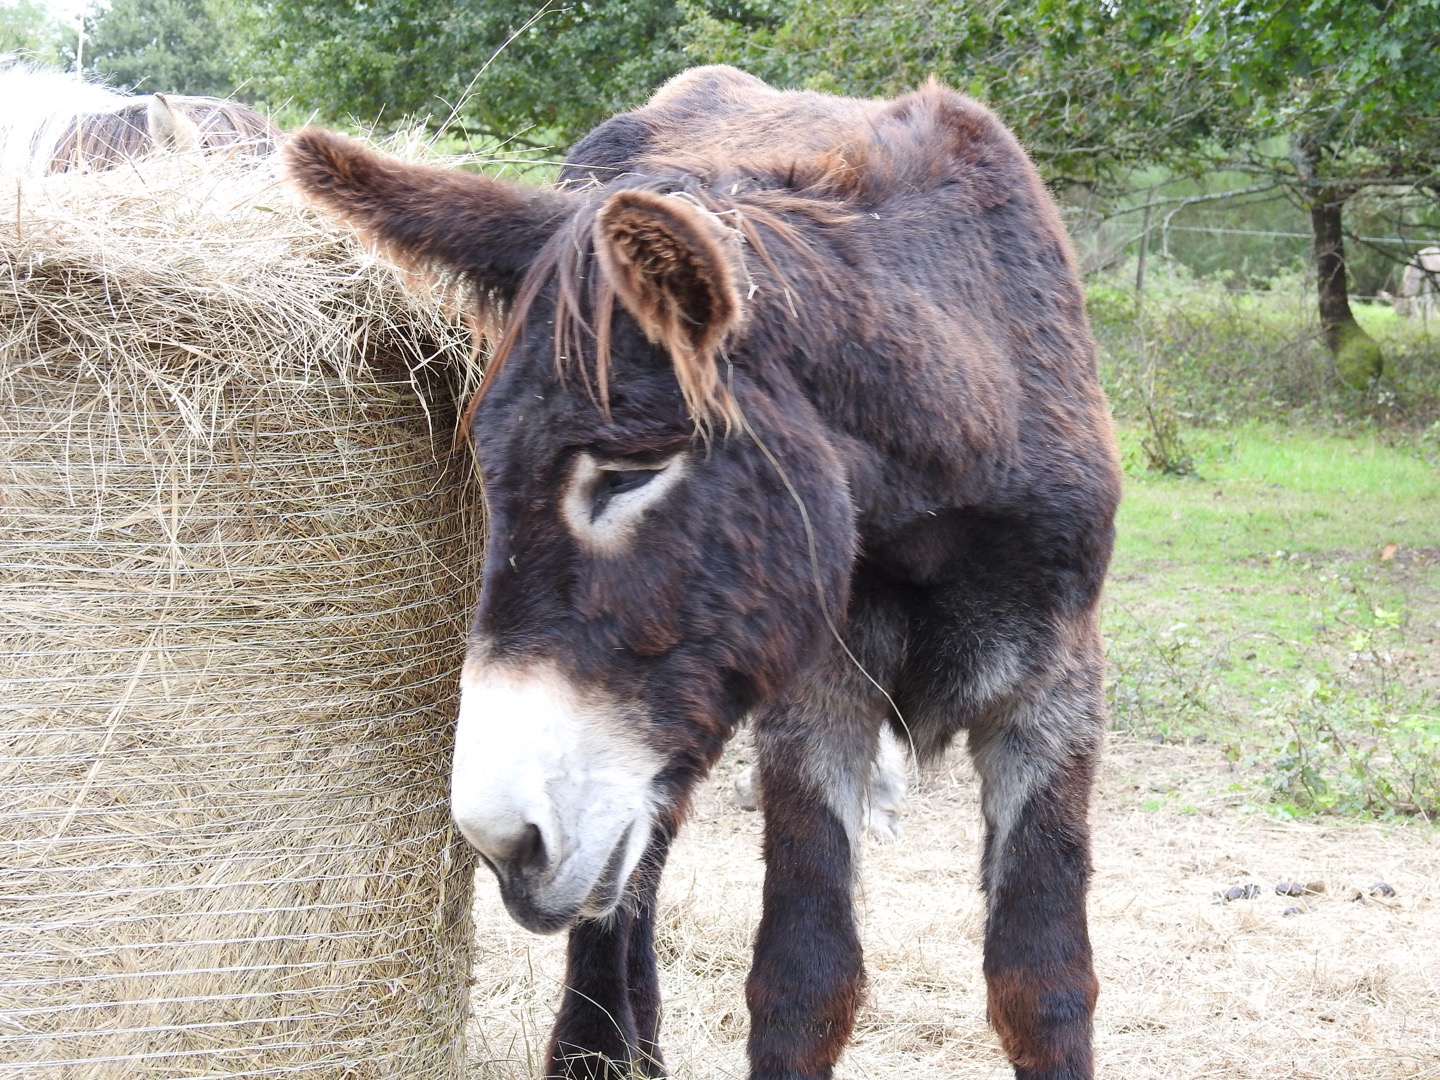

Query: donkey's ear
147 94 200 152
284 127 574 296
592 189 744 426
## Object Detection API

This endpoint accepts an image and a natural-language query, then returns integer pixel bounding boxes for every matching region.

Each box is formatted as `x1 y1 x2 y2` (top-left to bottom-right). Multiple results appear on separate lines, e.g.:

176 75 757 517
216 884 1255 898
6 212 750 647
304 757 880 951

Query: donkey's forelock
478 177 760 434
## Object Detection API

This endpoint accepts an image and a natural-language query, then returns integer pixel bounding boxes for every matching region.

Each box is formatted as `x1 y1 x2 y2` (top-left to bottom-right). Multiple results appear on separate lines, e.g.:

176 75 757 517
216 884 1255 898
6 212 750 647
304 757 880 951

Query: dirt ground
465 736 1440 1079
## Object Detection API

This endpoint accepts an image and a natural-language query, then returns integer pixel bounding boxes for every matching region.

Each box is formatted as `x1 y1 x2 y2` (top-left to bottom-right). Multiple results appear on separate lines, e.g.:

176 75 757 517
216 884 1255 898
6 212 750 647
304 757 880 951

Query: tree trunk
1293 135 1383 384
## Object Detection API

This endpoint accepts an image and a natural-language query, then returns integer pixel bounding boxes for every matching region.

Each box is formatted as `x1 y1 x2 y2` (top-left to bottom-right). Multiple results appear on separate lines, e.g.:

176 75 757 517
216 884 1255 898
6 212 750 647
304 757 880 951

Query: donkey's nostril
515 821 548 876
452 806 555 880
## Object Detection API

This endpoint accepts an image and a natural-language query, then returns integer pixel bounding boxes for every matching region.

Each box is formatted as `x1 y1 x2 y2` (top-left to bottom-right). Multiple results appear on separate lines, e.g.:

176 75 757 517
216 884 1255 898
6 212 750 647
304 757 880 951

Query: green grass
1103 422 1440 819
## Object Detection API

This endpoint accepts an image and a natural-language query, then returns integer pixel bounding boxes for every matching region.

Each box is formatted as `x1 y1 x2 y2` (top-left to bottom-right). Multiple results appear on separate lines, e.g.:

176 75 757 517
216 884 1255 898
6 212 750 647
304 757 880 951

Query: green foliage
82 0 250 97
1138 379 1196 477
681 0 988 96
1201 0 1440 161
250 0 688 141
1269 684 1440 818
1 0 71 65
1266 611 1440 819
1093 280 1200 477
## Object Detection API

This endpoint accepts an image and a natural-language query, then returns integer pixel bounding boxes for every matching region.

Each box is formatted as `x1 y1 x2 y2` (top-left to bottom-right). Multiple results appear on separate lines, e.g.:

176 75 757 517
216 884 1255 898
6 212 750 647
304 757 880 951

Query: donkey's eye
592 469 656 518
563 451 688 551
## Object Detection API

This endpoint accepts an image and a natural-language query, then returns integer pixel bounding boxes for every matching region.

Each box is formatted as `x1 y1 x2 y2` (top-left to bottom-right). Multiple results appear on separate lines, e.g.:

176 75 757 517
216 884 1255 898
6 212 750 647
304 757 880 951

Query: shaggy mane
465 168 859 437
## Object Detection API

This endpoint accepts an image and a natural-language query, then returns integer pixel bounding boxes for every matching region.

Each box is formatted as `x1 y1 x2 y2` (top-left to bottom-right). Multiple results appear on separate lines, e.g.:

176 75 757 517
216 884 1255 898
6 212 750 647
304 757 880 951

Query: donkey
0 63 277 175
285 65 1122 1080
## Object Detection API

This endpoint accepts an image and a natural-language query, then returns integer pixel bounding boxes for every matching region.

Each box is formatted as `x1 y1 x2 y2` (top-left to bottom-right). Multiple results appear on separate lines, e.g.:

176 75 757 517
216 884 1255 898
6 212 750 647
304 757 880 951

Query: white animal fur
733 725 909 842
451 655 662 926
560 450 689 554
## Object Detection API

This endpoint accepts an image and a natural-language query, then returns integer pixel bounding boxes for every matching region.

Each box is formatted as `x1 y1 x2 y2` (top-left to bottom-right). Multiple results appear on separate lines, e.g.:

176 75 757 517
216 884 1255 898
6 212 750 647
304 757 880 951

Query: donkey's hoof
864 803 904 843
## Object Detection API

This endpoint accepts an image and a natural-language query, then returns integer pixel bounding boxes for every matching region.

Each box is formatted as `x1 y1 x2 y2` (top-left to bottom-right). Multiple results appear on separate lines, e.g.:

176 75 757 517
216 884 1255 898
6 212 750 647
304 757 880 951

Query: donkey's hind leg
546 829 672 1079
967 643 1103 1080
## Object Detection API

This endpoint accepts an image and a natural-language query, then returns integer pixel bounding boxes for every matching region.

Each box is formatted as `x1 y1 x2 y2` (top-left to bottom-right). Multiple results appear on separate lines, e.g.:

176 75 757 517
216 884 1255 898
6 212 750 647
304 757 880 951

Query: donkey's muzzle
475 820 637 935
451 657 664 934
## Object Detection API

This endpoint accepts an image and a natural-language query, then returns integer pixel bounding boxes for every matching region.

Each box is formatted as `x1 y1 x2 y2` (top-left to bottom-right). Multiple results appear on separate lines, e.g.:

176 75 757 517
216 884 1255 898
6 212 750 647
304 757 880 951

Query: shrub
1089 260 1440 429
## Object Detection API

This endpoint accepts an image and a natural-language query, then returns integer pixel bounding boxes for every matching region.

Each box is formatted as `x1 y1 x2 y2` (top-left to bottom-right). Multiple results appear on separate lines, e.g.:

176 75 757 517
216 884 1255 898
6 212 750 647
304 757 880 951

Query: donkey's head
286 131 856 932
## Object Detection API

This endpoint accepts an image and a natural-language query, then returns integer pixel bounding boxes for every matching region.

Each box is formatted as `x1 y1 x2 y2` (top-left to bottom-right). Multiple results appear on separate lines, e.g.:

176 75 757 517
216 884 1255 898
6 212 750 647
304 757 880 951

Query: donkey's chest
859 503 1029 587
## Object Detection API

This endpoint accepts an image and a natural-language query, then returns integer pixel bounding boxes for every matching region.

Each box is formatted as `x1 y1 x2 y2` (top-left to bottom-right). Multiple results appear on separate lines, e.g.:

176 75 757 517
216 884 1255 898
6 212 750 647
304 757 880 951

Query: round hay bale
0 156 482 1077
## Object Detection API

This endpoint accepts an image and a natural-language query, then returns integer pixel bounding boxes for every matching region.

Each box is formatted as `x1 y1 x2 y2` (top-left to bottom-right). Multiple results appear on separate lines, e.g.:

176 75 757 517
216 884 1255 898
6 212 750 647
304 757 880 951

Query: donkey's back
562 67 893 182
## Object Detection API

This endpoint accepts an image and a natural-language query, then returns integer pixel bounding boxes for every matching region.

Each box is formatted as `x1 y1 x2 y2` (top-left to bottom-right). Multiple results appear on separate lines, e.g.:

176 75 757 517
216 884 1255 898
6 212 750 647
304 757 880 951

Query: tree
252 0 688 143
681 0 1440 384
1198 0 1440 381
83 0 251 97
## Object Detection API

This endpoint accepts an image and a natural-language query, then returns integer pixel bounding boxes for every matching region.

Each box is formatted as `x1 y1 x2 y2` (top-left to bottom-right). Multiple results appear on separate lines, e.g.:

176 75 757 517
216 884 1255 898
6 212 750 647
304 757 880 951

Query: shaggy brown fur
46 95 278 173
286 65 1122 1080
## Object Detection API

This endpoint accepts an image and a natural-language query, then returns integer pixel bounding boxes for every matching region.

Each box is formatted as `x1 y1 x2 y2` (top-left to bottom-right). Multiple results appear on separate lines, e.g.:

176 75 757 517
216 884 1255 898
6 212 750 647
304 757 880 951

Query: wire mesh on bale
0 153 484 1077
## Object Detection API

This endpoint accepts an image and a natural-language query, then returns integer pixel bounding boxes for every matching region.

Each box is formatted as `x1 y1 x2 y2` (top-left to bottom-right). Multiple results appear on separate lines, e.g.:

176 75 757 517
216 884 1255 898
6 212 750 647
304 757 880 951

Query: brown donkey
0 64 277 175
286 66 1121 1080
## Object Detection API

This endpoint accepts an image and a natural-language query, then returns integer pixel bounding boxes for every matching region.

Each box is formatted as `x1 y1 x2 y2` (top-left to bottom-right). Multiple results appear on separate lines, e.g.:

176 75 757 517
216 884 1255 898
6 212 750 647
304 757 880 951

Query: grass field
1106 422 1440 818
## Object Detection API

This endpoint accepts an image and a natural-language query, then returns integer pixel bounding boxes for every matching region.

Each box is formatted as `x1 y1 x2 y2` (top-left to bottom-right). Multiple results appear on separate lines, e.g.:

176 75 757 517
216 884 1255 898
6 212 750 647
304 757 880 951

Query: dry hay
467 736 1440 1079
1 151 485 1077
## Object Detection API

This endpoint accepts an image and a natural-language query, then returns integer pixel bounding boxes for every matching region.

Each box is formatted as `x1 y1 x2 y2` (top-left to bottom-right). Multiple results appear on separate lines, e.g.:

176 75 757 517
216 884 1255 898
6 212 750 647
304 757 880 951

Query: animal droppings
1218 884 1263 902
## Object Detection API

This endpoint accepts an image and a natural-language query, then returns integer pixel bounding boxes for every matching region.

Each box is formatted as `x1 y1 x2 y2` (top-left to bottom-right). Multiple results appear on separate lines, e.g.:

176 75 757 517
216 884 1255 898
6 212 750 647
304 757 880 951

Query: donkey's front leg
747 696 876 1080
546 829 672 1080
968 672 1103 1080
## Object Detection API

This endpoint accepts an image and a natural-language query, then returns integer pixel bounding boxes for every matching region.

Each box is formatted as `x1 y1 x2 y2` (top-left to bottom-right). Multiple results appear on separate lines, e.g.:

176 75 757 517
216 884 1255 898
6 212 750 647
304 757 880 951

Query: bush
1088 260 1440 430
